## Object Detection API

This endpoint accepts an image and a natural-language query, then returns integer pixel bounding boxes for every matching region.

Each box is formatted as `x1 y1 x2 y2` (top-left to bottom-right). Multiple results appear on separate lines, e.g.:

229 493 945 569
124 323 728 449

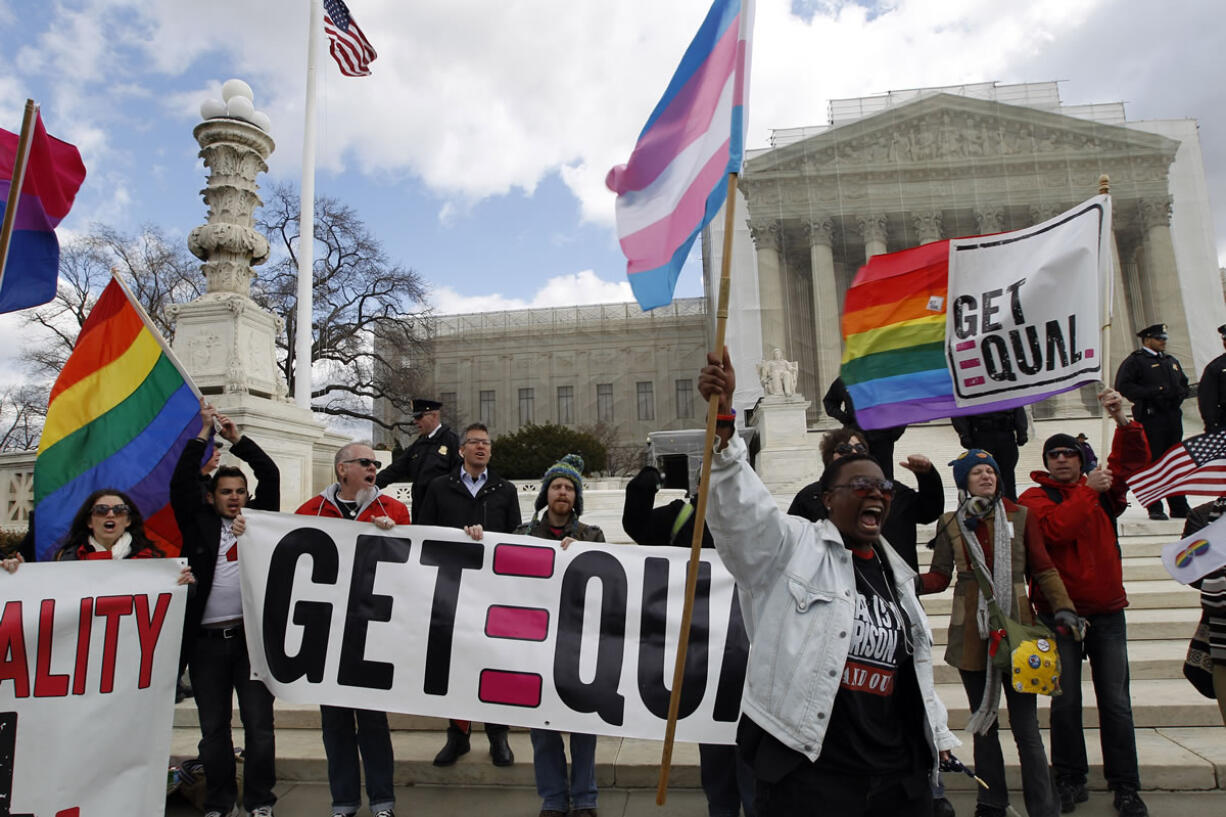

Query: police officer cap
411 398 442 418
1137 323 1167 340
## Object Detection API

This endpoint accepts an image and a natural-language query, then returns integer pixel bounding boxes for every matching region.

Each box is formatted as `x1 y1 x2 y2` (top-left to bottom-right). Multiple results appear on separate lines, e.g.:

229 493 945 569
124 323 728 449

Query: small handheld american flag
1129 429 1226 506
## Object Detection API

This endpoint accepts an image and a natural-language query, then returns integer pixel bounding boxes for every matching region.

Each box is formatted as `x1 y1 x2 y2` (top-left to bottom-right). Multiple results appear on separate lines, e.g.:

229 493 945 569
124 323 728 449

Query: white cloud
429 269 634 314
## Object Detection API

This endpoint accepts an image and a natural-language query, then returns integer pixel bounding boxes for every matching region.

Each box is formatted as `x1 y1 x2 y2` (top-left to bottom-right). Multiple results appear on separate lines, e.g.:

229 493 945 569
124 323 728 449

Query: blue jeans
530 729 597 811
1041 610 1141 791
699 743 755 817
320 705 395 814
189 630 277 814
960 669 1060 817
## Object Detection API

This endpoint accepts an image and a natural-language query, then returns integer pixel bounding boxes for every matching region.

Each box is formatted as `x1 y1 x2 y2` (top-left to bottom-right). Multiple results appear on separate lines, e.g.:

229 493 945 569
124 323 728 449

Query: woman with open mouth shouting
697 347 958 817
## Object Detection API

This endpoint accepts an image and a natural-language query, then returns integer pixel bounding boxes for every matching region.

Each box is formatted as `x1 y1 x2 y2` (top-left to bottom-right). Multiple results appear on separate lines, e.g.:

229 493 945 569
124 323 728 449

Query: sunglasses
342 458 379 468
830 476 895 499
834 442 869 456
1046 448 1081 460
91 503 131 517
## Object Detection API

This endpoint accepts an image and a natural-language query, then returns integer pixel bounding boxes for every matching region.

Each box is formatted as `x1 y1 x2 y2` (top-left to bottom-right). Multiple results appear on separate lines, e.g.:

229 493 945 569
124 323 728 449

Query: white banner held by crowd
0 559 187 816
1161 511 1226 584
945 194 1112 407
239 511 749 744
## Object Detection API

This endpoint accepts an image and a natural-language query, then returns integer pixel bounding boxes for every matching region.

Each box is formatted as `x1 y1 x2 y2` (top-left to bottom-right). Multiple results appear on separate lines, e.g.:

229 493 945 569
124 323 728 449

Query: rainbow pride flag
33 276 202 560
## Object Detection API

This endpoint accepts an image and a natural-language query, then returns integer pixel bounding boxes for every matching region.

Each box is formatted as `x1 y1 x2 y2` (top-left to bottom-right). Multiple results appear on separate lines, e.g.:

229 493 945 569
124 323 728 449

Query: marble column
912 210 943 245
1138 195 1194 376
750 219 788 359
805 217 841 403
857 214 889 259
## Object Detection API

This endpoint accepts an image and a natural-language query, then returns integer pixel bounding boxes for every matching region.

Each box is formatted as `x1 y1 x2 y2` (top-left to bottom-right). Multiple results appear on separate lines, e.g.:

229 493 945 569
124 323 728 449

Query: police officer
1115 323 1190 519
374 398 461 518
1198 324 1226 433
950 406 1028 500
822 376 907 480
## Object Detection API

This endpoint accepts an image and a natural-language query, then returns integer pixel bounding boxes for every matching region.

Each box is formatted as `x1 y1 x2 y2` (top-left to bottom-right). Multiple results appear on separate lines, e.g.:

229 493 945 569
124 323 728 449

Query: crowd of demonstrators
1017 389 1151 817
951 408 1029 502
699 349 958 817
416 421 521 768
515 454 604 817
375 398 461 518
921 450 1079 817
297 442 410 817
1115 323 1190 520
172 404 281 817
622 465 757 817
822 376 908 480
1181 500 1226 725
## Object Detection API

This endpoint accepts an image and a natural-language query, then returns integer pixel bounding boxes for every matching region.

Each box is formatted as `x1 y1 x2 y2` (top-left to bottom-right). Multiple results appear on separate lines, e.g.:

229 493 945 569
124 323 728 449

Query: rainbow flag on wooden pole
33 274 203 560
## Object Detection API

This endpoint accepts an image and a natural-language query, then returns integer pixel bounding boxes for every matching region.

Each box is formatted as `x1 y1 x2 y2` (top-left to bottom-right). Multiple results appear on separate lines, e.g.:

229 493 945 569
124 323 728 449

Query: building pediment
745 93 1180 177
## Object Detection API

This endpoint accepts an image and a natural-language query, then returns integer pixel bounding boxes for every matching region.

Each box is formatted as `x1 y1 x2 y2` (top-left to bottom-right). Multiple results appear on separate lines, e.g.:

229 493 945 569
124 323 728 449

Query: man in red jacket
1017 388 1151 817
296 442 410 817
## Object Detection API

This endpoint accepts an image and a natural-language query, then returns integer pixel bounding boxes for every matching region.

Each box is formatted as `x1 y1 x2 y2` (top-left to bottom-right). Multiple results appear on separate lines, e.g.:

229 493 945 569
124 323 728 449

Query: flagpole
295 0 320 410
0 99 39 290
656 171 739 804
1099 174 1116 453
109 268 204 401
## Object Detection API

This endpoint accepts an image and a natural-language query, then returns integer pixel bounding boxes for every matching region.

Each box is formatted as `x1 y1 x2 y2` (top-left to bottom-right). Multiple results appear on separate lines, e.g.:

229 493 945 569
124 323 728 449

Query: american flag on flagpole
322 0 377 77
1128 429 1226 506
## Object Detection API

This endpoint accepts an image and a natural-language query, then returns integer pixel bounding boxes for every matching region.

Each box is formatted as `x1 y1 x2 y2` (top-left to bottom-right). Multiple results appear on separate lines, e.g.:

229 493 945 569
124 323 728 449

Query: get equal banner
239 511 749 744
0 559 187 816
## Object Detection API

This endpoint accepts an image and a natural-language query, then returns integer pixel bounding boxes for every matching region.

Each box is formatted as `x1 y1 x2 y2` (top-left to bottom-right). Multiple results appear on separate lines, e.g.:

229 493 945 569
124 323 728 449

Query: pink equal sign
959 358 981 370
486 605 549 641
1085 348 1095 358
963 376 985 387
493 543 554 578
955 340 976 352
479 669 542 708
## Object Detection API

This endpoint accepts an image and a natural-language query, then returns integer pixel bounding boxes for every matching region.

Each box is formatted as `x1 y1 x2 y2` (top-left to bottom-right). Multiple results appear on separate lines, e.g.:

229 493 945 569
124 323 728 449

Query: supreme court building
706 81 1225 424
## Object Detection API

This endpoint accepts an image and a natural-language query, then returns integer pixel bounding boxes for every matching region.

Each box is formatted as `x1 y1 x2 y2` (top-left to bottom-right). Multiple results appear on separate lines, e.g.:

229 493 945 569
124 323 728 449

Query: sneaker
1056 779 1088 813
1113 788 1149 817
373 811 395 817
248 807 274 817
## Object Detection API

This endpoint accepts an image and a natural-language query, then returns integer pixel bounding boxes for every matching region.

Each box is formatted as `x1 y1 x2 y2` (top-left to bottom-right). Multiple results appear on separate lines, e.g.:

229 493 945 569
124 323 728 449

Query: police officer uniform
374 398 461 518
950 407 1029 501
1198 324 1226 433
1114 323 1190 519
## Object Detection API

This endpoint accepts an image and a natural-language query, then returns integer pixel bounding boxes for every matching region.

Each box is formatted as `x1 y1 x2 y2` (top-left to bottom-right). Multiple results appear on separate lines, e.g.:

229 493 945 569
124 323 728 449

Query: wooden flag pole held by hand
656 172 740 804
0 99 39 286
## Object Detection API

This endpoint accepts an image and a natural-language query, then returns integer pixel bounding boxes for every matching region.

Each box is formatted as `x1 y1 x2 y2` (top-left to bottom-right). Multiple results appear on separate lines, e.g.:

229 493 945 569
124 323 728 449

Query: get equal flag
33 276 203 561
0 108 86 313
606 0 754 311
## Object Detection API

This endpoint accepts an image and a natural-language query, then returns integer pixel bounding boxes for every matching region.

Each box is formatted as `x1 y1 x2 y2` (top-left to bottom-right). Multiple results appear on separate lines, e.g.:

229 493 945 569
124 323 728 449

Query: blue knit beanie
949 448 1000 491
536 453 585 516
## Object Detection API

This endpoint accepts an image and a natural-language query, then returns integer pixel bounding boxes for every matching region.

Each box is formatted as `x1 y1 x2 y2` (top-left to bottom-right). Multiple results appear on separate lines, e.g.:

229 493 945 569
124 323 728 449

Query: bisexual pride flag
33 276 202 560
606 0 754 310
0 109 86 313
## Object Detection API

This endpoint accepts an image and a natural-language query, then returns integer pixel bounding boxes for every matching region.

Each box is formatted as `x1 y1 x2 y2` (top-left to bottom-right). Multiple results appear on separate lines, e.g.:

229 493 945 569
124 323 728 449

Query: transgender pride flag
0 108 86 313
606 0 754 310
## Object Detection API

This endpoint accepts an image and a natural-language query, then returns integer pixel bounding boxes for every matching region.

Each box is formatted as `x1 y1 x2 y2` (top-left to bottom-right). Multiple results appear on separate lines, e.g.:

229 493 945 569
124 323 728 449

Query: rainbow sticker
1175 539 1211 568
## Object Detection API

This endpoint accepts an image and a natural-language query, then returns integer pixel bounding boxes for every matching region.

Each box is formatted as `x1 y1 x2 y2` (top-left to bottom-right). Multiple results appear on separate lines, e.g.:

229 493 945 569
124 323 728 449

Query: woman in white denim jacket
699 349 959 816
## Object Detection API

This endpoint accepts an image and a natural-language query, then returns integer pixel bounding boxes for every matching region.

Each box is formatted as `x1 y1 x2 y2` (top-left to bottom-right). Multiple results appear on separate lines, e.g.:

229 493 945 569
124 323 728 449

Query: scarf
89 532 133 560
955 493 1012 735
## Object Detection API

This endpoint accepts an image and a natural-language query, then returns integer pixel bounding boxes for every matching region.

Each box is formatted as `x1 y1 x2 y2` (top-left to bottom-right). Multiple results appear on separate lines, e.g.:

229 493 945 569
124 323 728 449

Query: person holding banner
297 442 410 817
515 453 604 817
172 404 280 817
923 450 1077 817
1017 389 1151 817
699 349 958 817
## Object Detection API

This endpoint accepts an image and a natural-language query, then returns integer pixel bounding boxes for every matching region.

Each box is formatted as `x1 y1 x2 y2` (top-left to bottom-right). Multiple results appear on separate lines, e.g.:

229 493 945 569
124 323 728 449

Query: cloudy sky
2 0 1223 335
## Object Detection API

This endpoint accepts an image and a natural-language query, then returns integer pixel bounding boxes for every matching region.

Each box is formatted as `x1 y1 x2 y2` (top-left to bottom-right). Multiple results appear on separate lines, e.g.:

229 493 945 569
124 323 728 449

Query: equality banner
0 559 187 816
239 511 749 744
945 195 1111 406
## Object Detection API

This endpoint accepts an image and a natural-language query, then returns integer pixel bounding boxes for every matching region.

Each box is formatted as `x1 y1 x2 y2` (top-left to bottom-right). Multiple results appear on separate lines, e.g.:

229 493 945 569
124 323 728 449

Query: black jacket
1115 347 1189 420
950 407 1028 448
621 466 713 548
171 435 280 668
822 376 906 444
416 466 522 534
787 466 945 571
375 424 462 517
1199 353 1226 433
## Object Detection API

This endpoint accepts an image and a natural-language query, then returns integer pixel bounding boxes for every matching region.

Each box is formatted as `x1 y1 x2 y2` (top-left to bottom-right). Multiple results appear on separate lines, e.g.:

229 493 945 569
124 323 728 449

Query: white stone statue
758 347 799 397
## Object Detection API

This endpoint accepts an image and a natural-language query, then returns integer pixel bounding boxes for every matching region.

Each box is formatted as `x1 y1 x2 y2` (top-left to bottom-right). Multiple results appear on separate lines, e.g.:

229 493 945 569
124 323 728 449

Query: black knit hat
1043 433 1083 463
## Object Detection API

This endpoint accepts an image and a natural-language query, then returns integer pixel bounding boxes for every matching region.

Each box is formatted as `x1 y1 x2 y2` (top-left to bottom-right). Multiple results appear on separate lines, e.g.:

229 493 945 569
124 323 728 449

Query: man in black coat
951 407 1028 501
1199 324 1226 434
823 376 907 479
171 404 280 817
375 397 461 518
416 422 521 768
1115 322 1191 519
